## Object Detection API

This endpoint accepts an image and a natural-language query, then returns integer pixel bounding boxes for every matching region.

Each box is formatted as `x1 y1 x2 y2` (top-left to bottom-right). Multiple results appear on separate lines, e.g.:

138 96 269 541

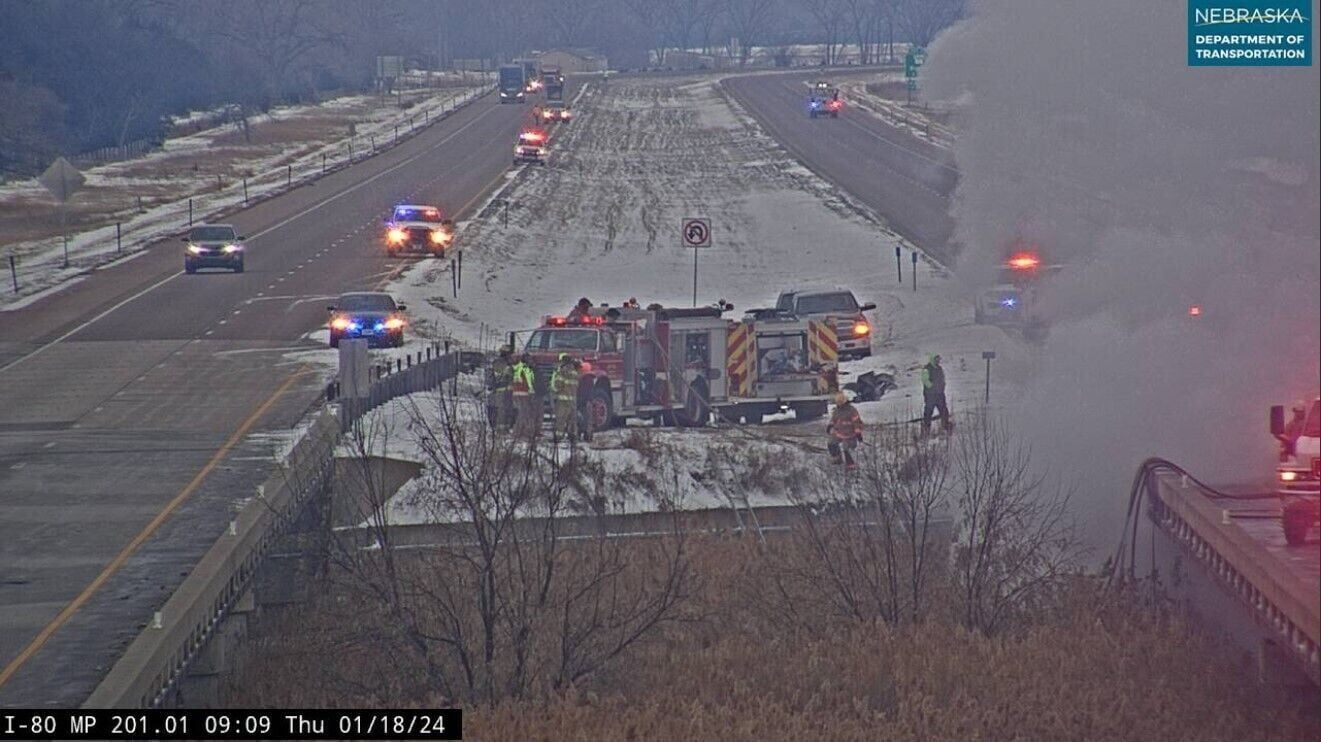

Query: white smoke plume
922 0 1320 547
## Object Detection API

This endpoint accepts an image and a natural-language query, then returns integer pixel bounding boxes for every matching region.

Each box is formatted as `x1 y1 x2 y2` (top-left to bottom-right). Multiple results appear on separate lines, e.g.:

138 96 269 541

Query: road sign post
982 350 997 404
895 244 902 284
681 217 712 307
39 157 85 269
911 250 918 291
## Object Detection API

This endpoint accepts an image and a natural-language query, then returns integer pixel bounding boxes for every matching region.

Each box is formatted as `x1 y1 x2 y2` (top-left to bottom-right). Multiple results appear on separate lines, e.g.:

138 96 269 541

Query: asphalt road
723 71 958 262
0 86 561 706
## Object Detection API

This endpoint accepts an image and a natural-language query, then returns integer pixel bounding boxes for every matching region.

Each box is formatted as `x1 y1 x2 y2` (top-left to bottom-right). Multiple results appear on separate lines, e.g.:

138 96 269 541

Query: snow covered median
348 72 1031 525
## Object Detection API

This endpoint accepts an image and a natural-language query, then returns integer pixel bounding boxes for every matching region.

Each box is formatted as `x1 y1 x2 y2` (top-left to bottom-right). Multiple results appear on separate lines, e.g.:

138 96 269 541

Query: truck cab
775 288 875 359
498 64 525 103
1271 397 1320 545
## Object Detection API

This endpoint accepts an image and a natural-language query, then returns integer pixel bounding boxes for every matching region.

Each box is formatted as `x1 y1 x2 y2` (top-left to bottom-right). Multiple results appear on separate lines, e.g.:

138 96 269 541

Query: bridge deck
1151 474 1319 684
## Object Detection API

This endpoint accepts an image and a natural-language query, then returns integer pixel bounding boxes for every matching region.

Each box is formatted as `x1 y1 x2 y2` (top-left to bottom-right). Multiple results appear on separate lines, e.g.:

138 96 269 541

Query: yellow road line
0 367 310 690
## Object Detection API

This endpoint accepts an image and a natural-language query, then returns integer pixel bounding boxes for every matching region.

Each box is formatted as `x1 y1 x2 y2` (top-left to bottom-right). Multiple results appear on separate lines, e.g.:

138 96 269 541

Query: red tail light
1007 252 1041 271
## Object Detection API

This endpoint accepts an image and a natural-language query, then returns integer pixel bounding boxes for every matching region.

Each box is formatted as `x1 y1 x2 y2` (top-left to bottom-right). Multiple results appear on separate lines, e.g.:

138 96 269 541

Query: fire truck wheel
1282 502 1313 546
678 378 710 428
582 387 613 432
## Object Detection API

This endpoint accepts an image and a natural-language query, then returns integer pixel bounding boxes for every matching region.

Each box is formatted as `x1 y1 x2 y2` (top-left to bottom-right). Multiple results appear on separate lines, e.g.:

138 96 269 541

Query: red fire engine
517 303 840 430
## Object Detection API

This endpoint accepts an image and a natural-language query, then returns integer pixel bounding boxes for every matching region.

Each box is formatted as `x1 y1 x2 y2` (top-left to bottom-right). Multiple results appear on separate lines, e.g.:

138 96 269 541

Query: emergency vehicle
974 243 1061 338
515 302 839 431
382 204 454 257
514 128 548 165
1271 397 1320 545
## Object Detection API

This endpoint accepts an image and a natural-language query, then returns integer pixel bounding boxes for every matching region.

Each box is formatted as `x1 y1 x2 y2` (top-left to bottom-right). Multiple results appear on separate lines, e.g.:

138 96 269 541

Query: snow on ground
0 83 490 309
352 72 1034 524
836 75 957 150
343 385 835 528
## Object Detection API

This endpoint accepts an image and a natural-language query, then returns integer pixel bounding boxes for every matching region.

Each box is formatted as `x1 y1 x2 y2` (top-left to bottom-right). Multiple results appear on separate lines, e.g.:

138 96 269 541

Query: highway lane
723 71 958 262
0 86 561 706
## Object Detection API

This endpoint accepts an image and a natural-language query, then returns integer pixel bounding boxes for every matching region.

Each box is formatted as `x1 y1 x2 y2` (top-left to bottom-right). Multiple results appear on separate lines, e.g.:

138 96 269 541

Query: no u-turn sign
682 217 712 248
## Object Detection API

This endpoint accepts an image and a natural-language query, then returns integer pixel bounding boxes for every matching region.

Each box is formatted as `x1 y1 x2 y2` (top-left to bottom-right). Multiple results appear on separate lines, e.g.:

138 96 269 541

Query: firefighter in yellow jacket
550 353 581 442
511 353 538 439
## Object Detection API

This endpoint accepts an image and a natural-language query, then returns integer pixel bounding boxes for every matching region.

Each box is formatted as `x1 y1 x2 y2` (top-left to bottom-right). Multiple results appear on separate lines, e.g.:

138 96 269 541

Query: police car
383 204 454 258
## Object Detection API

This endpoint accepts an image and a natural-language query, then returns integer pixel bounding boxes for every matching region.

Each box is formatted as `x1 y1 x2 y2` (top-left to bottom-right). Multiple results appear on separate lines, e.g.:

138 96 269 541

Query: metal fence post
116 222 122 253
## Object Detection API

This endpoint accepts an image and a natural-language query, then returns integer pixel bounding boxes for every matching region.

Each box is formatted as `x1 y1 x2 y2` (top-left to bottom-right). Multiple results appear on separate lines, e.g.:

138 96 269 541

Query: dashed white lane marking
218 319 228 325
43 441 57 449
93 406 103 413
0 101 502 376
205 329 214 336
232 309 241 315
11 462 25 470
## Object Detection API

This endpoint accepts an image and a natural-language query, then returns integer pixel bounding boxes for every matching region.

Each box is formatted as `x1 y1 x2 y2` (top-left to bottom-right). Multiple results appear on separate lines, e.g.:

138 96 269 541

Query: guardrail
1141 467 1319 686
82 411 340 708
331 345 471 432
5 84 495 302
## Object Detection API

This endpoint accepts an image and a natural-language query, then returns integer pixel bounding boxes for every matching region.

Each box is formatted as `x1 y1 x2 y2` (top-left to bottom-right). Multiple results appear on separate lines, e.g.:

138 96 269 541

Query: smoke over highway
923 0 1321 545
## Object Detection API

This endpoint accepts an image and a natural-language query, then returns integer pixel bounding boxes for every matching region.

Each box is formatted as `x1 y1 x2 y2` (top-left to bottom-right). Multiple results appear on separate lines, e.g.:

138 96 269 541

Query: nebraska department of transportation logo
1189 0 1312 65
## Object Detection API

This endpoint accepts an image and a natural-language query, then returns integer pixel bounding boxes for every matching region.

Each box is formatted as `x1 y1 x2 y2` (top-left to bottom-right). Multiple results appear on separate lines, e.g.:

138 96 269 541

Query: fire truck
516 302 839 431
1271 397 1320 545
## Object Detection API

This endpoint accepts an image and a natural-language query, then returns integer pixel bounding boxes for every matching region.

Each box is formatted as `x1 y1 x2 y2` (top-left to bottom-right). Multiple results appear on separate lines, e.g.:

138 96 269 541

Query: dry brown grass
228 534 1317 741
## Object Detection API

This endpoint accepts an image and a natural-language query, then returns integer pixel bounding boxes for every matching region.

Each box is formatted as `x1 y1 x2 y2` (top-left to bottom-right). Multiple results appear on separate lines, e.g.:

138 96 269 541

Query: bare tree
894 0 963 49
545 0 606 48
805 0 849 65
722 0 779 66
327 390 692 704
950 413 1080 633
770 418 949 627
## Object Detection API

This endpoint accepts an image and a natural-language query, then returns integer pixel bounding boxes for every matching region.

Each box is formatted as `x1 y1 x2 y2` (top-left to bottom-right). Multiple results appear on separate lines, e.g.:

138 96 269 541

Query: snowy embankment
339 73 1030 525
1 79 490 310
836 75 957 150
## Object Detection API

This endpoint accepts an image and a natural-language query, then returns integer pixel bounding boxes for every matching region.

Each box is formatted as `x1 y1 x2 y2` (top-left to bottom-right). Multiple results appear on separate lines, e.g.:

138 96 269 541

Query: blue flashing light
374 322 386 331
1000 297 1017 308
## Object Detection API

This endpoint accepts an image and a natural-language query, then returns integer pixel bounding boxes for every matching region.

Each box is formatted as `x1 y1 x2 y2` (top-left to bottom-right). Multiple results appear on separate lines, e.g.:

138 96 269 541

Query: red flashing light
1006 252 1041 271
548 316 567 326
1188 305 1202 317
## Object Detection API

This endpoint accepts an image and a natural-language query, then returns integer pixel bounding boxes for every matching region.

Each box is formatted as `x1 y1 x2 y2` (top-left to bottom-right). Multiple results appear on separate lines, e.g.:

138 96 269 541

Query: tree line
0 0 962 178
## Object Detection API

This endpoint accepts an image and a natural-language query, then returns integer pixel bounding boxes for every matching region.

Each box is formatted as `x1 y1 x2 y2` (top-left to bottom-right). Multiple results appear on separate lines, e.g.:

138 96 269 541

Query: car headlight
853 322 870 336
223 244 242 253
385 317 405 330
387 228 407 243
187 245 205 254
331 317 351 330
429 230 450 244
